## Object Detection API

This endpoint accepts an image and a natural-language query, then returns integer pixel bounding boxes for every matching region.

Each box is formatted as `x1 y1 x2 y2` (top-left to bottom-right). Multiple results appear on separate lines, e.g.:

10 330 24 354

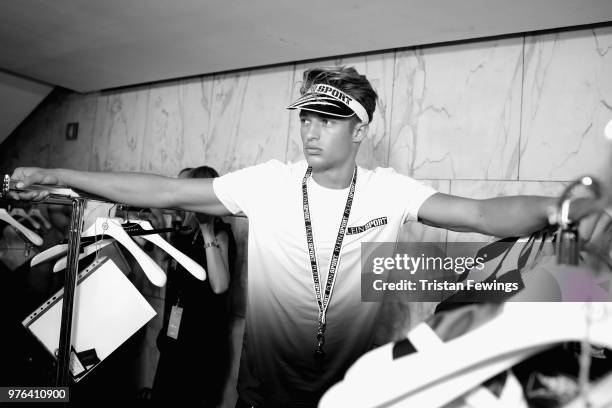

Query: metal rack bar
55 198 85 386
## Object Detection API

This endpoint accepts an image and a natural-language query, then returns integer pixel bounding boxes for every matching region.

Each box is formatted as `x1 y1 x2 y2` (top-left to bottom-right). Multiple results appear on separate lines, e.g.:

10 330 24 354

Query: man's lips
304 146 322 154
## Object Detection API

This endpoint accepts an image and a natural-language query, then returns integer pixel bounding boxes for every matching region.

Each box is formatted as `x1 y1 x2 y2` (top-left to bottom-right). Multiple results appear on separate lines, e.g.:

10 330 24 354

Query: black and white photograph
1 1 612 407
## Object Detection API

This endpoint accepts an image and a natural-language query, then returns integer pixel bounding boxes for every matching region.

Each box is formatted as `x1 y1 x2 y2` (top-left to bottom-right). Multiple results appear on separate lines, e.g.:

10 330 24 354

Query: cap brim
287 94 355 118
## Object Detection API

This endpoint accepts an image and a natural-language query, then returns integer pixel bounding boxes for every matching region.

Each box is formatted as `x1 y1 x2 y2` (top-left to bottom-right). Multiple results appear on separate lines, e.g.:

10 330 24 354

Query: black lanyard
302 165 357 359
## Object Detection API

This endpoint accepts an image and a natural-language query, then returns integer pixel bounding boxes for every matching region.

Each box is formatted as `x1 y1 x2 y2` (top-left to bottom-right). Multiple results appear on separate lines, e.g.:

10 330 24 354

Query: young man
10 67 608 408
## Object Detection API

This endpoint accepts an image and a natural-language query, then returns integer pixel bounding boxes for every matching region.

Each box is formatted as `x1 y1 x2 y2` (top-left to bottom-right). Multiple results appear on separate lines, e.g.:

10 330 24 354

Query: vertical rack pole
55 198 86 386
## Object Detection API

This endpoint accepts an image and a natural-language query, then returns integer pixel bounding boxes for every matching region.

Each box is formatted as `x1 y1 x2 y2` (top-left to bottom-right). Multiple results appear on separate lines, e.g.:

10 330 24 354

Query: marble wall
2 24 611 405
4 26 610 183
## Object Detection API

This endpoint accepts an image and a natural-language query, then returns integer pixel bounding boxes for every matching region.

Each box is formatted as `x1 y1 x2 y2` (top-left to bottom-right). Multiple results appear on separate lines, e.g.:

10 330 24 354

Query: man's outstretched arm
9 167 232 216
417 192 607 238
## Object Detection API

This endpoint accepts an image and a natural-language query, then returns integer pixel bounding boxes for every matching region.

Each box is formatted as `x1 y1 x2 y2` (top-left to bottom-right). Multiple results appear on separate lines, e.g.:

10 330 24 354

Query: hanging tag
69 347 86 377
166 305 183 340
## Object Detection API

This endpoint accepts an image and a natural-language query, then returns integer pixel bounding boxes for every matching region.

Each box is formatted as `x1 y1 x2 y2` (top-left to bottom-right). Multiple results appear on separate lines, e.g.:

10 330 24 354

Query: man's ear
352 122 369 143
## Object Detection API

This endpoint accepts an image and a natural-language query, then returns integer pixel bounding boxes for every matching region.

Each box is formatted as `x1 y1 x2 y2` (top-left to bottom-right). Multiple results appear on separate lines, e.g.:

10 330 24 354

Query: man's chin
304 155 328 170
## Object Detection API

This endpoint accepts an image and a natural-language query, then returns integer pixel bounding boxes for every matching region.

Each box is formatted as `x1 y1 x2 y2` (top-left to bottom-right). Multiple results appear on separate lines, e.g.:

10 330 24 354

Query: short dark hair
190 165 219 179
300 66 378 123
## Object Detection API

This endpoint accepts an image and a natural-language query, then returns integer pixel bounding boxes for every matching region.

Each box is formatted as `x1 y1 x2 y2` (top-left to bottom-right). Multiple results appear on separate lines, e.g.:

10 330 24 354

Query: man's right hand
9 167 60 201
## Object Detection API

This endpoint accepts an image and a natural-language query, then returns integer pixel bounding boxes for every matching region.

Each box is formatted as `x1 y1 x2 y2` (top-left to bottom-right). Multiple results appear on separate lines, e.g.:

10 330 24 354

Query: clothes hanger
51 217 205 281
28 207 52 229
30 222 114 267
52 239 115 272
391 321 534 408
44 220 114 270
322 302 612 408
0 208 43 246
391 349 538 408
82 217 167 287
30 244 69 266
10 207 41 230
30 220 191 267
324 323 547 408
123 219 206 280
326 309 544 408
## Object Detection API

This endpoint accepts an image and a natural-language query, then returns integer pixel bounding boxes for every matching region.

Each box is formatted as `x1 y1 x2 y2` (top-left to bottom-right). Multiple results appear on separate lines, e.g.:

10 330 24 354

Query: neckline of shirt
307 167 358 194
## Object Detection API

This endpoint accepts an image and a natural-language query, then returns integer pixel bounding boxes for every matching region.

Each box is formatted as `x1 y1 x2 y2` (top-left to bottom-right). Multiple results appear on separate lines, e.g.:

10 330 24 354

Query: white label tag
70 350 86 376
166 305 183 340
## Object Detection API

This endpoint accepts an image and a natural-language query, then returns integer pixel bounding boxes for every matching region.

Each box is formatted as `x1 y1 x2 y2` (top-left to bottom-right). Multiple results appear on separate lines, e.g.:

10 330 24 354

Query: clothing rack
0 174 177 387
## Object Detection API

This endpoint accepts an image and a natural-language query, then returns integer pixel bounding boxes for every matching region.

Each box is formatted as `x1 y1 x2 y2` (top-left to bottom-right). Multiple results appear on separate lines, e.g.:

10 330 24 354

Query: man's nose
306 122 321 140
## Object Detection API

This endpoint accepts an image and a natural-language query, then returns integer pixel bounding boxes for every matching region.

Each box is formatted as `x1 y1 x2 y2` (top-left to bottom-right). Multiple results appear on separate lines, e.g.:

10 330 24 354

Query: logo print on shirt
346 217 388 235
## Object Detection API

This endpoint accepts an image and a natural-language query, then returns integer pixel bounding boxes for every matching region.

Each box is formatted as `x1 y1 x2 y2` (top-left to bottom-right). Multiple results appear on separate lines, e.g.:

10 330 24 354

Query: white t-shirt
213 159 437 407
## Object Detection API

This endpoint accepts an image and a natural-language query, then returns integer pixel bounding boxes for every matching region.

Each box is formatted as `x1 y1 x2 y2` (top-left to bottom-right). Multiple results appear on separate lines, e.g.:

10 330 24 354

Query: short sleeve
399 175 437 222
212 159 287 217
374 168 437 223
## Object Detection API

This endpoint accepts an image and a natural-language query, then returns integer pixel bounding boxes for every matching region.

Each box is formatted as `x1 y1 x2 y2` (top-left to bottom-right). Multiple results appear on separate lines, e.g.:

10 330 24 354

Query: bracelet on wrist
204 240 220 249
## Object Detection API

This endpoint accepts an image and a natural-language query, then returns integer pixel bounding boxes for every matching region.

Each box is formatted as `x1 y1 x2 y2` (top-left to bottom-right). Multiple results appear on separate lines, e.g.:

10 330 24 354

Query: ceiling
0 0 611 93
0 70 52 145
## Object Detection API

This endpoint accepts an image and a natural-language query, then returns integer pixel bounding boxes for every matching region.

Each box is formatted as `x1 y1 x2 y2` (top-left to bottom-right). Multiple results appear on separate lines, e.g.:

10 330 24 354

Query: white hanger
52 239 114 272
35 217 205 282
31 219 112 267
326 320 539 408
31 244 69 266
129 219 206 281
322 302 612 408
83 217 167 287
28 207 52 229
391 323 532 408
30 219 108 267
10 207 41 230
0 208 43 246
82 217 206 280
325 323 545 408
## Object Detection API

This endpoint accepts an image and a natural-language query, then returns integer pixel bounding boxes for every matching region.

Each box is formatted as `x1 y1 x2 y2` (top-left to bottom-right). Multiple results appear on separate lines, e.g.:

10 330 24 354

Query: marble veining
179 76 214 170
206 67 294 174
90 86 149 172
141 82 185 176
389 38 524 180
520 27 612 181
